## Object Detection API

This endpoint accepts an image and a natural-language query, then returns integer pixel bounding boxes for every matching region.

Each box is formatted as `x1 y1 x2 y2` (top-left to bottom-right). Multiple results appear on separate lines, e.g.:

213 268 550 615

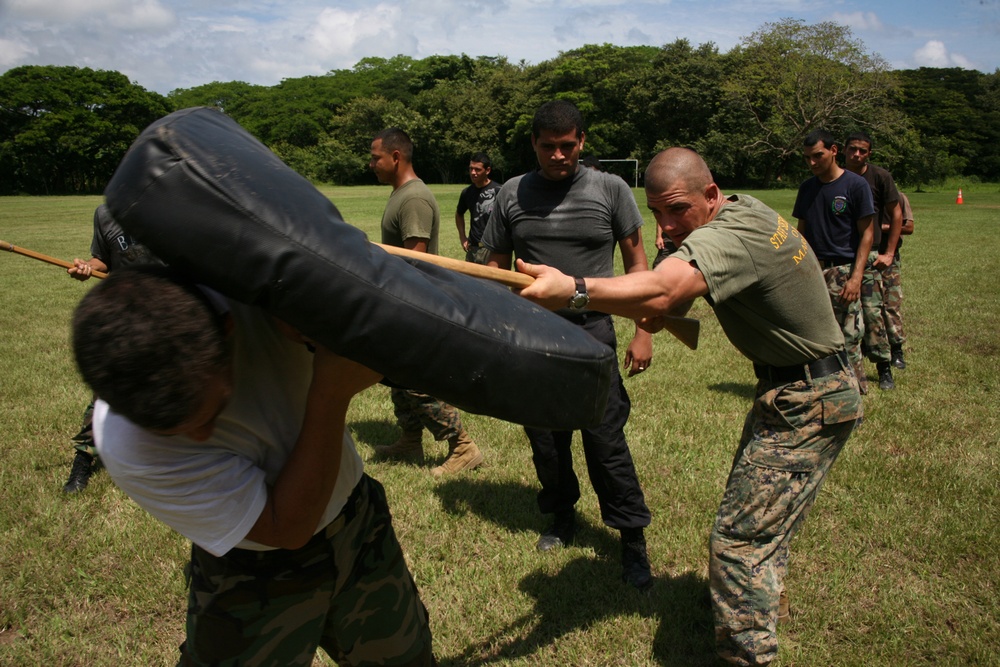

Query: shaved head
643 147 724 245
645 147 713 195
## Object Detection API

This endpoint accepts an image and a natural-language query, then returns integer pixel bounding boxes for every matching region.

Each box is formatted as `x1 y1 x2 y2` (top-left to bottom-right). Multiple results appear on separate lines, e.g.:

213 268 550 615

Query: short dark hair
580 155 603 171
470 152 492 170
532 100 584 139
845 131 874 151
374 127 414 162
72 266 230 431
804 129 837 150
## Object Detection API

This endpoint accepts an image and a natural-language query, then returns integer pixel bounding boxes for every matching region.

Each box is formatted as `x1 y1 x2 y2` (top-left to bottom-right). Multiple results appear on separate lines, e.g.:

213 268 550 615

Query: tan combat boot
373 430 424 462
777 589 790 625
430 431 483 478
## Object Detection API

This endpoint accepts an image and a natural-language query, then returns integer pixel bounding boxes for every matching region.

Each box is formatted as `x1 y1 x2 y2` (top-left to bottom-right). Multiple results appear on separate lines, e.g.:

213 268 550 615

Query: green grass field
0 184 997 666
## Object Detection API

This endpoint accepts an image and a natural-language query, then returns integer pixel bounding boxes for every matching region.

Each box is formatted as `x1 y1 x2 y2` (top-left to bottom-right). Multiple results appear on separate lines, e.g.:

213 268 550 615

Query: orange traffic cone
957 189 964 204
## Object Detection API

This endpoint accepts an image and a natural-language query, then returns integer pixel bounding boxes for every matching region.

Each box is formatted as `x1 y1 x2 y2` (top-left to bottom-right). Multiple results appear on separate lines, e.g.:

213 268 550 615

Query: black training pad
104 107 614 429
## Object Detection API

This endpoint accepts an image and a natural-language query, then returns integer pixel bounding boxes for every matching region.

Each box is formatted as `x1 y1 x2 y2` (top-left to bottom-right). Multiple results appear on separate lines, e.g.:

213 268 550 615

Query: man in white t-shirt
72 265 436 666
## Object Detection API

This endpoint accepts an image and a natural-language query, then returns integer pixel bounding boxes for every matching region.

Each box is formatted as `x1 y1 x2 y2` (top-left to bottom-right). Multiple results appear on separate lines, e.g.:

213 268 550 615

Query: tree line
2 19 998 196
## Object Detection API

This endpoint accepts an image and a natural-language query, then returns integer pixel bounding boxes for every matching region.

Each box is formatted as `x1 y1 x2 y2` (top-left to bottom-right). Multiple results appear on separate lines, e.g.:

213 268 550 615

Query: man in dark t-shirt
844 131 902 390
455 152 502 265
793 129 874 394
482 100 655 591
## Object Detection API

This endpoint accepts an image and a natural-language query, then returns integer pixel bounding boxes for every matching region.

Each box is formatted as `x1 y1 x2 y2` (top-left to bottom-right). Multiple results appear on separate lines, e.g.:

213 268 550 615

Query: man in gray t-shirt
481 100 654 591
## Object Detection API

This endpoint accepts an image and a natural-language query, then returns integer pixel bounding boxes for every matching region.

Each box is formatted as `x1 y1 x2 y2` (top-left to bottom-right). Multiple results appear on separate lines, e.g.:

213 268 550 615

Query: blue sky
1 0 998 94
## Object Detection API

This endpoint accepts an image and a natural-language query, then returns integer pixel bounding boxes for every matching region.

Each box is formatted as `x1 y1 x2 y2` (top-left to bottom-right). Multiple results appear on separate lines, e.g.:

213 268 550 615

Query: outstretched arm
516 256 707 326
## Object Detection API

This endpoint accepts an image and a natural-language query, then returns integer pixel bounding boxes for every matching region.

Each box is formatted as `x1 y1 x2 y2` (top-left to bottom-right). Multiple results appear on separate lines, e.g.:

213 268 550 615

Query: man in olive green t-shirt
516 148 862 667
369 127 482 478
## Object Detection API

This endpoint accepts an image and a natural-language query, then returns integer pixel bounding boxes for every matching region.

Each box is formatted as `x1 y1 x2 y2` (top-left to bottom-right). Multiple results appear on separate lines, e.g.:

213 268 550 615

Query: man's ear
705 182 721 204
222 312 235 338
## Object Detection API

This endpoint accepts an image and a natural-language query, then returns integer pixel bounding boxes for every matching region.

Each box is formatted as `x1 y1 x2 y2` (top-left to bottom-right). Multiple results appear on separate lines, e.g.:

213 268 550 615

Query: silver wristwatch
568 276 589 310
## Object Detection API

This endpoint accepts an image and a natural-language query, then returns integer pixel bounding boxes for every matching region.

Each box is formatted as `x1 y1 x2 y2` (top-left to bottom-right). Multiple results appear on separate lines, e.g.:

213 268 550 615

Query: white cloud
913 40 974 68
831 11 884 31
0 36 37 68
305 5 401 62
108 0 174 30
7 0 172 26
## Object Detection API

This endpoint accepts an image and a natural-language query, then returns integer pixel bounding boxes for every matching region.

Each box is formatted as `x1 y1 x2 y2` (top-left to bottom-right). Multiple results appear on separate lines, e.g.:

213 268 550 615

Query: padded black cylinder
103 107 613 429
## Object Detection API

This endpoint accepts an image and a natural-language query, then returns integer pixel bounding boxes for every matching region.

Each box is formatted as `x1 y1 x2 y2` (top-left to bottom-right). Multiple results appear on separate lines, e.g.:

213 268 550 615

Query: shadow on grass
439 556 715 666
707 382 756 401
349 418 401 449
433 479 717 666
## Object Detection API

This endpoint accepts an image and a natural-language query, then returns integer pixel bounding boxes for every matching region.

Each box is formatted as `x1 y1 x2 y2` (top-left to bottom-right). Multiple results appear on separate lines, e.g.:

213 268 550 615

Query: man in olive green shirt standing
369 127 482 477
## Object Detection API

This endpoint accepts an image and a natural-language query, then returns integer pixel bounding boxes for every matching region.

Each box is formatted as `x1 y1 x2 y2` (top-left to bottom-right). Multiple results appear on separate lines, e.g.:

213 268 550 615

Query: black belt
560 310 610 325
818 258 852 269
754 350 849 384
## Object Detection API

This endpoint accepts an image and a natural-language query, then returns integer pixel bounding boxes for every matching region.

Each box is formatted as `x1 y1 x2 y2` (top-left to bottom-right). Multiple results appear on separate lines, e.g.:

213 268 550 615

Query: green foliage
895 67 1000 182
0 66 172 195
6 23 1000 192
720 19 905 185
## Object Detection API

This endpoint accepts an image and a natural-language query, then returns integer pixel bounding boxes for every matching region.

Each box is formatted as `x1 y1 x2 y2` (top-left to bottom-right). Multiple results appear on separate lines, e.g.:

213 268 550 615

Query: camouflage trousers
391 388 464 441
179 475 436 667
822 265 866 391
860 252 890 365
70 399 98 458
464 244 491 265
710 367 861 666
879 256 905 347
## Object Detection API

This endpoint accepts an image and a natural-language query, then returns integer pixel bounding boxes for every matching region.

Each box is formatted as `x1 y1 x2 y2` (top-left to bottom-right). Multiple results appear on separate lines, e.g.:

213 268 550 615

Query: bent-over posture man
516 148 862 666
482 100 655 590
73 266 436 666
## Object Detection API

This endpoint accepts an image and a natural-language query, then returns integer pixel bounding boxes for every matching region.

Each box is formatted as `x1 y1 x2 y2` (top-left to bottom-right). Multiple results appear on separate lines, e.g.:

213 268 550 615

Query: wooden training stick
0 240 108 279
0 238 698 350
375 243 700 351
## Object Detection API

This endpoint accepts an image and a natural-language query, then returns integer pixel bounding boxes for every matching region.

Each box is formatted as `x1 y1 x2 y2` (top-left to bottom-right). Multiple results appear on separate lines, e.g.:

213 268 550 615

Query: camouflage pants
71 399 98 458
710 368 861 666
822 265 866 391
390 388 464 441
860 252 890 364
179 475 436 667
879 256 905 347
464 244 491 265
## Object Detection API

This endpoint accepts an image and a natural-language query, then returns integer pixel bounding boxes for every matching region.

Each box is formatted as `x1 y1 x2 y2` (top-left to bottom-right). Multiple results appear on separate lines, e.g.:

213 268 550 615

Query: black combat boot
620 528 653 591
890 345 906 370
536 509 576 552
877 361 895 391
63 451 94 493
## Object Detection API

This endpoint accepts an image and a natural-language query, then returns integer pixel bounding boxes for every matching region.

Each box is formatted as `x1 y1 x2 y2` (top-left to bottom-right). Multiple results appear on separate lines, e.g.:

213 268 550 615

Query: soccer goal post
598 159 639 187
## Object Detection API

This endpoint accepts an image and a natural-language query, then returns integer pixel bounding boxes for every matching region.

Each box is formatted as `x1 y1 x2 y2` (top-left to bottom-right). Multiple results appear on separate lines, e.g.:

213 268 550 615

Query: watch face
570 293 589 309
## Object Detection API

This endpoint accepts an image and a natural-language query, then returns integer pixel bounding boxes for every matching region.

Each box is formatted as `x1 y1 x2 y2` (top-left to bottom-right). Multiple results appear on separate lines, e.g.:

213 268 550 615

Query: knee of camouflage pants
390 388 464 441
861 257 889 363
879 258 905 347
710 376 858 665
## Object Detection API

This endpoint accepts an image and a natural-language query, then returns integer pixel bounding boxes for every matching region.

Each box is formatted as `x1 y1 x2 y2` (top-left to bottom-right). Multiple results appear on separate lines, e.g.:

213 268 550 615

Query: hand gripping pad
104 107 613 429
